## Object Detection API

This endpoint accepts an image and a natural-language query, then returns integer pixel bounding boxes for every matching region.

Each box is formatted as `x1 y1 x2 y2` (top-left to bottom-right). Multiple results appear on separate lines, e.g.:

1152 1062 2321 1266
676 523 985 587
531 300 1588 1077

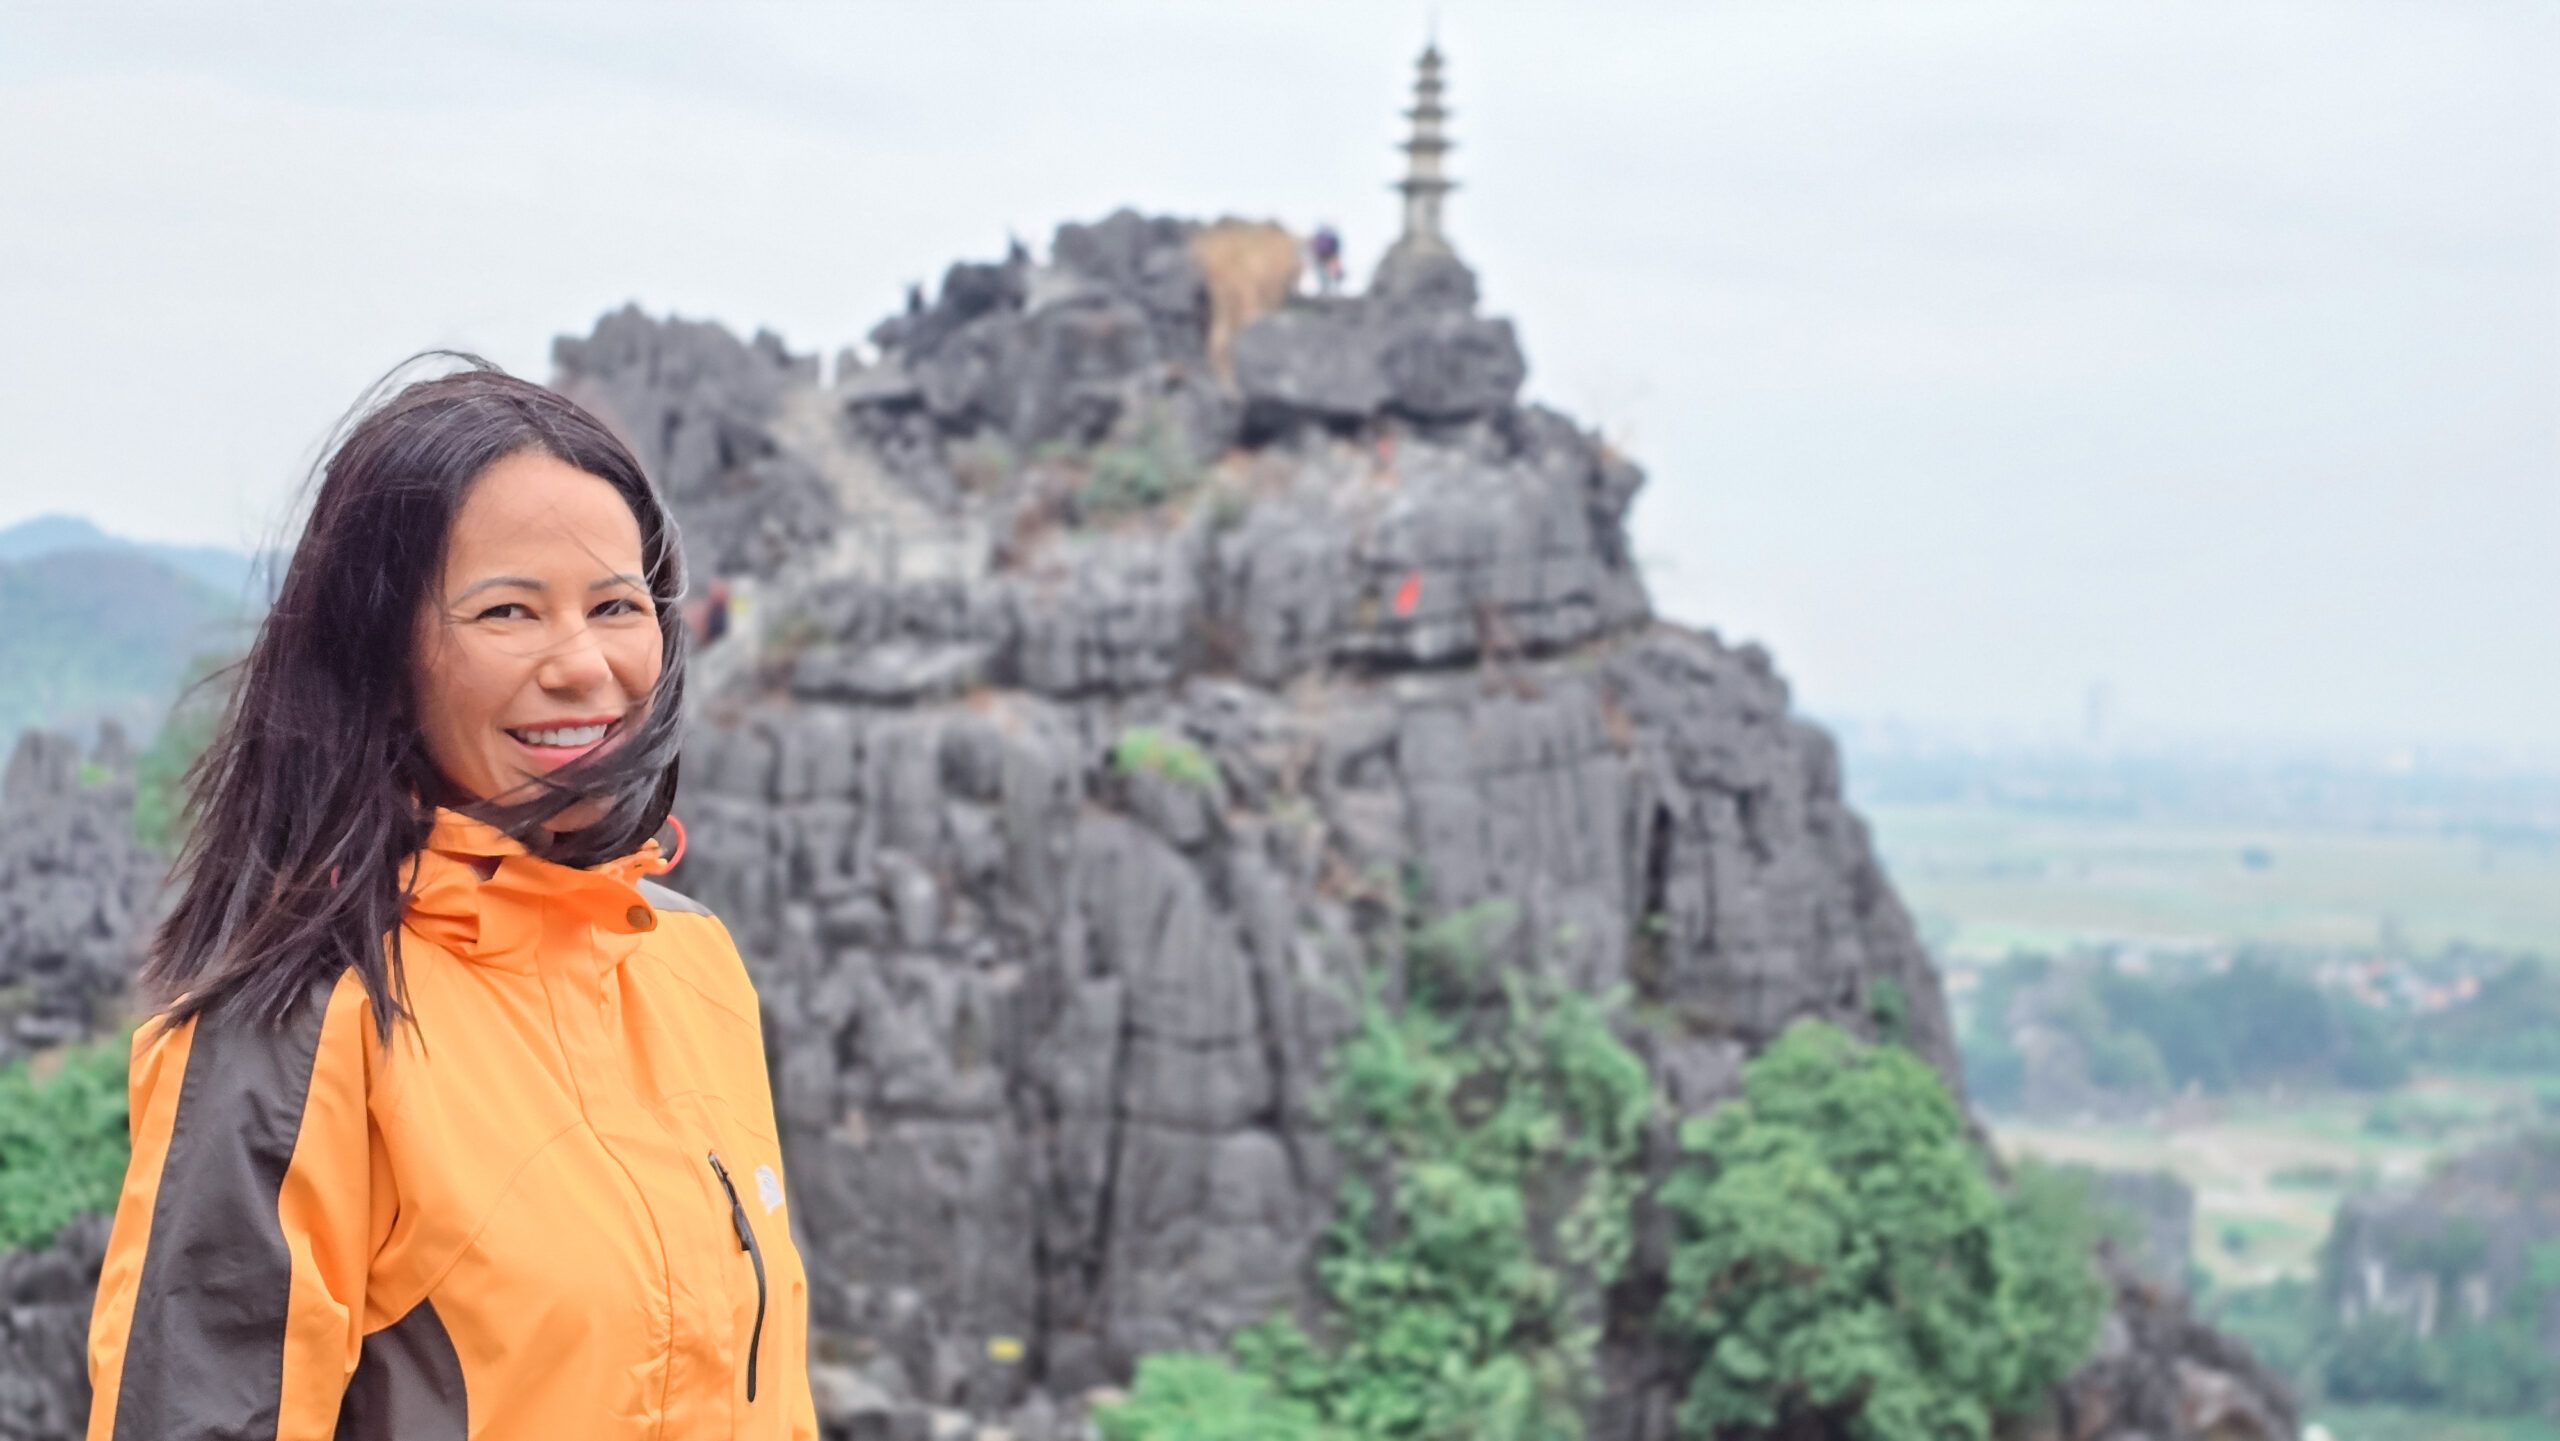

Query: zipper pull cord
706 1153 767 1402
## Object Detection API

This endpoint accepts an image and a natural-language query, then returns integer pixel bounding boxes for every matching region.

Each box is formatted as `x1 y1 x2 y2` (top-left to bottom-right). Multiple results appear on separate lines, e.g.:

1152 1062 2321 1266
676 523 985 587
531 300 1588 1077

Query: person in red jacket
85 364 817 1439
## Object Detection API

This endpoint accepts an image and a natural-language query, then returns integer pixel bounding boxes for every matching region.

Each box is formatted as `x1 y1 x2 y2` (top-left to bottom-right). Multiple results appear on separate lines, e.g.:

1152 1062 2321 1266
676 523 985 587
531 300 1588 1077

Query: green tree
1658 1021 2106 1441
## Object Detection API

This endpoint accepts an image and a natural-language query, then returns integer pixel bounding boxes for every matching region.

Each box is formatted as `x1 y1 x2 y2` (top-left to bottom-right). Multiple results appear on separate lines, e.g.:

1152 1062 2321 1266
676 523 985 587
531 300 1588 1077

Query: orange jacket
86 811 817 1440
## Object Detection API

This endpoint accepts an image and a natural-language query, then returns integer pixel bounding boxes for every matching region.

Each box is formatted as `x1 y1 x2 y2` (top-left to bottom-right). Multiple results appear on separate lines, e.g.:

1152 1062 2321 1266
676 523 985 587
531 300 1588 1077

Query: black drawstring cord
706 1153 767 1402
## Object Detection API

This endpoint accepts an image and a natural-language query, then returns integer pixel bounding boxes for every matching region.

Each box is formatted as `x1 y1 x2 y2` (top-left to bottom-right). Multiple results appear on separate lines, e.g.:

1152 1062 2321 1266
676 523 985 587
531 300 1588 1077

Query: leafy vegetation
1659 1022 2106 1441
1105 896 1653 1440
1111 726 1220 791
1259 897 1650 1438
0 1037 132 1252
2414 958 2560 1073
2212 1274 2324 1385
1097 1353 1330 1441
2097 956 2403 1091
1960 951 2416 1111
1108 908 2112 1441
1074 406 1203 521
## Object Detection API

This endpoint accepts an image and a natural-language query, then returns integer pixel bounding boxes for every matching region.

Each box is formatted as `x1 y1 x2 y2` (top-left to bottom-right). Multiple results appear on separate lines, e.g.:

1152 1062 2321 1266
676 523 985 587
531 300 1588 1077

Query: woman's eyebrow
453 575 544 602
451 572 645 602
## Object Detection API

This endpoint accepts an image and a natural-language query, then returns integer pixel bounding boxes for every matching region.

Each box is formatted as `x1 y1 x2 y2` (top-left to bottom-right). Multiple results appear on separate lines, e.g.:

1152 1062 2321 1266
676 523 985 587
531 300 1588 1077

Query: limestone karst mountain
541 207 2295 1439
2326 1130 2560 1365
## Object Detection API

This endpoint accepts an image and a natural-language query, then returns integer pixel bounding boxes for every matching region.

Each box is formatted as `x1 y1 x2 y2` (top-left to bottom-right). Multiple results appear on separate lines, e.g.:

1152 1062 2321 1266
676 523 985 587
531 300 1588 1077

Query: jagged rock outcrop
2325 1129 2560 1348
0 732 152 1441
2073 1166 2198 1298
553 212 2003 1435
553 307 837 578
0 730 154 1062
2032 1244 2300 1441
0 1217 108 1441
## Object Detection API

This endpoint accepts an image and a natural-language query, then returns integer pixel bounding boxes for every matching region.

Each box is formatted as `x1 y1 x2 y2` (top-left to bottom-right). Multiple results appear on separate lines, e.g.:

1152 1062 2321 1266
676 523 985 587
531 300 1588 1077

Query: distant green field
1866 791 2560 1434
1866 803 2560 960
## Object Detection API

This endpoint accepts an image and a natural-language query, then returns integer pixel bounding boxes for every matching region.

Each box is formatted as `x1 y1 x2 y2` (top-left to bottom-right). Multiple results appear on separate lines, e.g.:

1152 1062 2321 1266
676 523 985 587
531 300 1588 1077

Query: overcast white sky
2 2 2552 758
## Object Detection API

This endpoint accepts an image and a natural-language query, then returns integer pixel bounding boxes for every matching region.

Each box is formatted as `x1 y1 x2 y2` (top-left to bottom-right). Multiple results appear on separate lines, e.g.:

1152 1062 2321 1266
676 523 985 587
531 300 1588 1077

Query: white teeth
513 724 609 748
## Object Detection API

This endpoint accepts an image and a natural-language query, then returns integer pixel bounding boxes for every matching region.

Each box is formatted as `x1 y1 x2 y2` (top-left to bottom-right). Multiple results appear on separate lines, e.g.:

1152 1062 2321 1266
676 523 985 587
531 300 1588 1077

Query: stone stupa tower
1372 42 1481 308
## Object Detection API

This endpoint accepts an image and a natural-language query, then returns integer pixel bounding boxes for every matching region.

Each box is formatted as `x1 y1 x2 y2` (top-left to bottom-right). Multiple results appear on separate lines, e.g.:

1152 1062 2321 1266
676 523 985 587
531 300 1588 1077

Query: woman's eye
473 602 531 622
592 597 646 618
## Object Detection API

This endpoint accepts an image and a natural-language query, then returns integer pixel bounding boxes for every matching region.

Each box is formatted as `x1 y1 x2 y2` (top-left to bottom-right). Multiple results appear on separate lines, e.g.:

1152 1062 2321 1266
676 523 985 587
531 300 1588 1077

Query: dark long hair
144 360 689 1041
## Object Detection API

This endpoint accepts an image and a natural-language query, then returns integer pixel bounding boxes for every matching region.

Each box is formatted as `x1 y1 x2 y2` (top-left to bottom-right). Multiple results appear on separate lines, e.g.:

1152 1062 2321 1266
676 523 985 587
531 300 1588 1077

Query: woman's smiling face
412 448 663 829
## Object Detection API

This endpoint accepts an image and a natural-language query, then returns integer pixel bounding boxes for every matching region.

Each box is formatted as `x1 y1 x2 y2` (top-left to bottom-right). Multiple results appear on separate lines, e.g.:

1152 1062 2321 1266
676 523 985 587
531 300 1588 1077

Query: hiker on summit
1310 223 1345 295
83 366 816 1440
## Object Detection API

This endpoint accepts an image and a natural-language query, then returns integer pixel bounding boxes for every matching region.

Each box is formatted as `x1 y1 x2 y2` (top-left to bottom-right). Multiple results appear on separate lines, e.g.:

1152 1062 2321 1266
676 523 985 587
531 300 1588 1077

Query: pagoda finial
1395 42 1455 250
1371 40 1479 307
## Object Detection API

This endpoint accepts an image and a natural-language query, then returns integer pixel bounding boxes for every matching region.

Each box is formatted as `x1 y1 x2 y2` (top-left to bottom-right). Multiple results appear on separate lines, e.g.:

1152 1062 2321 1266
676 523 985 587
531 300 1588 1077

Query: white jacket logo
755 1164 784 1213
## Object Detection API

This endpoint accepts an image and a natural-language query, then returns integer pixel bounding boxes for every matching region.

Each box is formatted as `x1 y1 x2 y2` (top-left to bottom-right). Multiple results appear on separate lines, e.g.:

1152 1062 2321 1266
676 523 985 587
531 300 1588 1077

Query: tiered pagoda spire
1395 44 1455 251
1372 42 1479 306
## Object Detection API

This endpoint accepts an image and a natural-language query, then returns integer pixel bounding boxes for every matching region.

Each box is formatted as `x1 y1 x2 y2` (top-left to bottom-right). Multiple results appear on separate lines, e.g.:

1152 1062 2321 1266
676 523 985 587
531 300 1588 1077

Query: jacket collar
402 810 671 975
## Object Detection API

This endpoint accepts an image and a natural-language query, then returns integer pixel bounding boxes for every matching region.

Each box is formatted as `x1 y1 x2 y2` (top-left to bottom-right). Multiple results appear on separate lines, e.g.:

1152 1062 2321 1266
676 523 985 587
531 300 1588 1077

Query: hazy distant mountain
0 518 258 743
0 514 264 603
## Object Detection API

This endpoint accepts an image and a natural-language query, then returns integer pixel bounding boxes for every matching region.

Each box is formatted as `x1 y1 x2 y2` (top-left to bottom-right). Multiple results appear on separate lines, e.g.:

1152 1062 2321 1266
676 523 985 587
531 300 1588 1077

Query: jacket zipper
706 1152 767 1402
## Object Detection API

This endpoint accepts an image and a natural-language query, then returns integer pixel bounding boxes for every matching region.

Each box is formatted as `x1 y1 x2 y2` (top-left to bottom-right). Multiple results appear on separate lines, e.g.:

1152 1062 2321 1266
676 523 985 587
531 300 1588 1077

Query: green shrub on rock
1109 935 2112 1439
1111 726 1220 791
1075 406 1203 520
1115 898 1653 1441
1266 899 1653 1440
1658 1021 2105 1441
1097 1353 1334 1441
0 1035 132 1251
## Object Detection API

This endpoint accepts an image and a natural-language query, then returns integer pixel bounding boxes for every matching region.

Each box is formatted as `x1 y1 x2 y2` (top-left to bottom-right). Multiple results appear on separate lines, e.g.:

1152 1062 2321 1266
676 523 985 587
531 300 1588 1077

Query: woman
85 366 816 1440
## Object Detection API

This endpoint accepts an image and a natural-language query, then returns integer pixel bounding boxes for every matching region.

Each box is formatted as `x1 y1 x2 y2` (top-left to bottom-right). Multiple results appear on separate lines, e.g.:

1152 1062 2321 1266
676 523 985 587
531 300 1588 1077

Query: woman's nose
535 622 615 695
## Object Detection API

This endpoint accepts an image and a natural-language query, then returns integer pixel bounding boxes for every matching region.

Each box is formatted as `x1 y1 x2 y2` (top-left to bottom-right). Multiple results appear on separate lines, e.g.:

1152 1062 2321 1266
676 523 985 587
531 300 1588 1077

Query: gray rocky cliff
0 1218 107 1441
556 212 1990 1436
2035 1244 2299 1441
0 730 152 1063
0 732 155 1441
